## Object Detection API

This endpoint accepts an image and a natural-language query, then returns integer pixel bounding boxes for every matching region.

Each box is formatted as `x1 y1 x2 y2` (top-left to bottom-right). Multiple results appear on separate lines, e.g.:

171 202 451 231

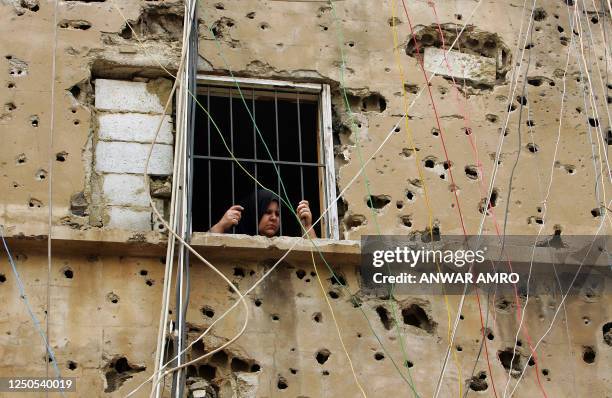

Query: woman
209 189 317 238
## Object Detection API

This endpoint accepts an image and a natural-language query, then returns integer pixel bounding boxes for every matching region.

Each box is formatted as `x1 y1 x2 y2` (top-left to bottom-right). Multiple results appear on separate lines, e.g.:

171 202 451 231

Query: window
191 75 339 239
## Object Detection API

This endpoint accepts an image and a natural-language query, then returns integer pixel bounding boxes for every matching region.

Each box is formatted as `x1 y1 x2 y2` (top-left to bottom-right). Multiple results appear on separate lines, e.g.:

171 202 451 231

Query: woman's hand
296 200 317 238
210 205 244 233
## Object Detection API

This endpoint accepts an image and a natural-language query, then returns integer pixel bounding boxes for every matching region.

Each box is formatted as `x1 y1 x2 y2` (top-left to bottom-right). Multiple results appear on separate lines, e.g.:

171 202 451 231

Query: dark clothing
235 188 280 236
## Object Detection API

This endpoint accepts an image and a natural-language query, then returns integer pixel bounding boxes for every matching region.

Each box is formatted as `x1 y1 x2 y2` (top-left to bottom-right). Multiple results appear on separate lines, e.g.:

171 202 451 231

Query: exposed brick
95 141 173 175
102 174 150 206
106 207 152 230
98 113 174 144
94 79 169 113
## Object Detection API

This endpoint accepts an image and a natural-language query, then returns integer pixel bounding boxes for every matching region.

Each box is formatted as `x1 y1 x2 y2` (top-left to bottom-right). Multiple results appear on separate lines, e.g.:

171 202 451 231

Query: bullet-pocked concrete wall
0 0 611 397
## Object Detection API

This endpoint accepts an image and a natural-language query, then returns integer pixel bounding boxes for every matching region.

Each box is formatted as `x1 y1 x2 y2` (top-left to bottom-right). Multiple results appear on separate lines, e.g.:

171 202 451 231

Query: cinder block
423 47 496 86
95 141 173 175
98 113 174 144
94 79 170 113
102 174 150 206
106 207 152 230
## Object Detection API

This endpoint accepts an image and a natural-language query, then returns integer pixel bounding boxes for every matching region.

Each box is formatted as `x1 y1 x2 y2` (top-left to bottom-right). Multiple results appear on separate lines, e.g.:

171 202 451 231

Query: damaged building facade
1 0 611 397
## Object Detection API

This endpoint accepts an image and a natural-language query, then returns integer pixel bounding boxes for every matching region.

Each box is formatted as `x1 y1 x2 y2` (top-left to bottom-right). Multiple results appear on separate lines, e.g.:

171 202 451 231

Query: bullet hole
0 274 6 283
404 360 414 368
374 352 385 360
527 143 539 153
366 194 391 210
30 115 39 127
28 198 43 208
230 357 250 372
139 269 148 276
498 348 522 375
328 291 339 299
516 95 528 106
396 200 404 209
582 316 590 325
73 119 80 126
67 361 77 370
508 103 517 112
404 83 419 94
347 41 355 48
201 306 215 318
526 120 536 127
401 216 412 228
5 102 16 111
58 20 92 30
106 292 119 304
524 43 534 50
485 329 494 340
357 332 362 338
233 267 245 277
7 82 15 89
588 117 599 127
322 370 330 376
402 304 436 333
479 188 499 215
63 267 74 279
431 127 440 136
495 297 512 312
442 161 451 170
559 36 568 46
468 371 488 391
103 357 146 393
254 298 262 307
250 363 261 372
565 165 576 174
313 312 322 323
591 207 601 218
330 273 346 286
582 346 595 363
456 345 463 352
198 364 216 380
316 349 331 364
528 77 544 86
296 269 306 279
311 272 316 277
516 340 522 347
345 214 365 229
528 357 535 366
271 314 280 321
590 16 598 24
485 114 498 123
376 306 393 330
55 151 68 162
603 322 612 346
259 22 270 30
359 93 387 113
214 2 224 9
424 159 435 168
533 7 547 21
145 279 154 286
463 127 472 135
465 165 479 180
405 190 415 201
246 11 255 19
211 350 229 367
557 25 565 33
35 169 47 181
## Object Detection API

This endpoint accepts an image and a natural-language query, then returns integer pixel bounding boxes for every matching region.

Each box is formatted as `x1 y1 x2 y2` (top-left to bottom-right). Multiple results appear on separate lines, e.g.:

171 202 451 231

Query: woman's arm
209 205 244 233
297 200 317 239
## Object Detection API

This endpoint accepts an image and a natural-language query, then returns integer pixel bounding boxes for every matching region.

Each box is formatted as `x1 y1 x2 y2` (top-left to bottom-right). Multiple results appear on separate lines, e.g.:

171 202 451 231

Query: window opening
192 77 338 238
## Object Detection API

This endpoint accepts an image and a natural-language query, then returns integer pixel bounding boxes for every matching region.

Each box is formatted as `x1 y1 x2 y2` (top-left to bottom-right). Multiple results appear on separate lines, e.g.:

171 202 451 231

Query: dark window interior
192 86 322 238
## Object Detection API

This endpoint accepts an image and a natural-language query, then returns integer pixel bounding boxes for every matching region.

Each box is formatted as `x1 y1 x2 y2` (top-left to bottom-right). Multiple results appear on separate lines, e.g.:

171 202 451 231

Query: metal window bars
193 75 339 239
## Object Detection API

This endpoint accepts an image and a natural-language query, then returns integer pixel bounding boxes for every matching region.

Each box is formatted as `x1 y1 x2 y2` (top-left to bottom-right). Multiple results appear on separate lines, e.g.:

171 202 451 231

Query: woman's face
258 201 280 237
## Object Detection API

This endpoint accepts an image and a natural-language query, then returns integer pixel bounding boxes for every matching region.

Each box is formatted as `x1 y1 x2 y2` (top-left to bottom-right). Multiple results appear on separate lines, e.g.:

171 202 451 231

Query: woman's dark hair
235 189 280 236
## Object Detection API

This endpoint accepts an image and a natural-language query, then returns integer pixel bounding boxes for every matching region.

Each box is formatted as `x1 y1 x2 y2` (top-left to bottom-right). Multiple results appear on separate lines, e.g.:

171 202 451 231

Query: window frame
194 74 339 239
